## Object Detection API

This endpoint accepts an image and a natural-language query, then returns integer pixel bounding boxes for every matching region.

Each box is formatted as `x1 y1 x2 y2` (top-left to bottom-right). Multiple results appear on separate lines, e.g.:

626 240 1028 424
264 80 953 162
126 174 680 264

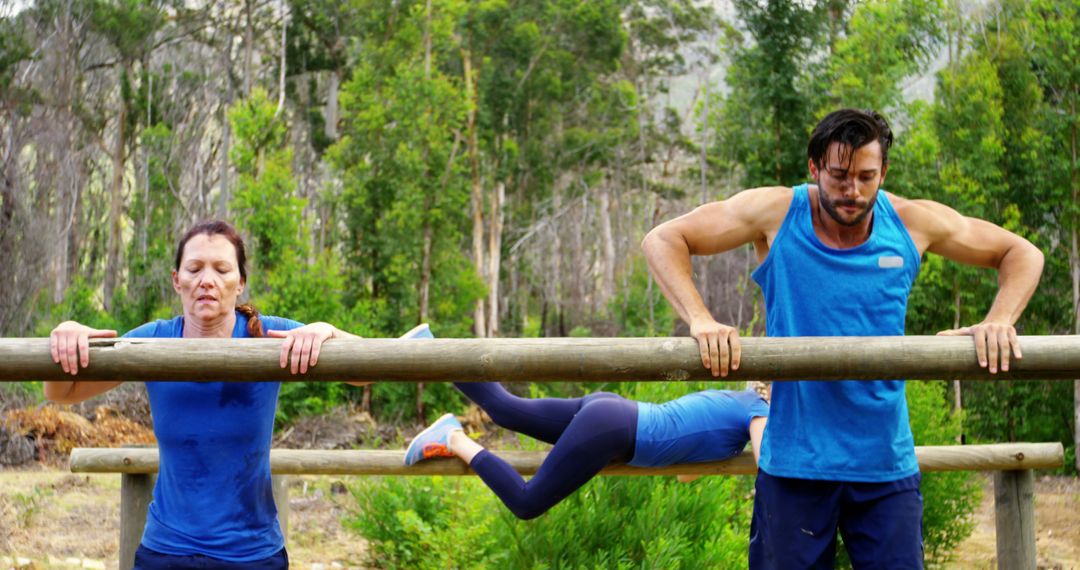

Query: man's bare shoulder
726 185 794 224
889 193 959 241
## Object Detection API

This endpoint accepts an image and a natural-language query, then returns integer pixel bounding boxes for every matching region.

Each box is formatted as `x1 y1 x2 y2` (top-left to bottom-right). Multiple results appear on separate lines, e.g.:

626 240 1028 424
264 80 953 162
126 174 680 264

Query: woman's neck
183 310 237 338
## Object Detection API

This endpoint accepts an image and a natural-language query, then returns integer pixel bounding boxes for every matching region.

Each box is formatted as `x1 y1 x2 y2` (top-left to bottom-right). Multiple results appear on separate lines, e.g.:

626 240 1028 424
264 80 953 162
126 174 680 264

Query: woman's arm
44 380 123 404
45 321 122 404
267 322 371 386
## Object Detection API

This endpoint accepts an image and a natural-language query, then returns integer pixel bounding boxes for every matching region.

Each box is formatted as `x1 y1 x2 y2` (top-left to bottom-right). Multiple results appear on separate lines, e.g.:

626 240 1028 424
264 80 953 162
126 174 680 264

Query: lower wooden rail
70 442 1064 570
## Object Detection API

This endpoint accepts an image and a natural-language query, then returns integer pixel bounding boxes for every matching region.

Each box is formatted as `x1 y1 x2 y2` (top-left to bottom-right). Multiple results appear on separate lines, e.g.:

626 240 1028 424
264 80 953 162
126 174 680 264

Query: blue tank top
122 312 302 562
751 184 920 482
629 390 769 467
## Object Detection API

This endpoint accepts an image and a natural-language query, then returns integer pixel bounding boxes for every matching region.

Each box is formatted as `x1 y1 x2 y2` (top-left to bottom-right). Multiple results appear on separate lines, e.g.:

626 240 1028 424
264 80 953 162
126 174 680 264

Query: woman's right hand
50 321 117 376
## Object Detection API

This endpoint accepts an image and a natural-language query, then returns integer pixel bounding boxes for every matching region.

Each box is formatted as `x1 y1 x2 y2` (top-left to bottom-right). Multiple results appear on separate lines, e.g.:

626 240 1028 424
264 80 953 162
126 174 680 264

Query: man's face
808 141 888 227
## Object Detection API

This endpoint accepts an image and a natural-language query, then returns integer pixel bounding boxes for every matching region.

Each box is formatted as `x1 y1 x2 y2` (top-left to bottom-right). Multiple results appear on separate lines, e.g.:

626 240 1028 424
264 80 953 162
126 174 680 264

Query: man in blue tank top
642 109 1044 569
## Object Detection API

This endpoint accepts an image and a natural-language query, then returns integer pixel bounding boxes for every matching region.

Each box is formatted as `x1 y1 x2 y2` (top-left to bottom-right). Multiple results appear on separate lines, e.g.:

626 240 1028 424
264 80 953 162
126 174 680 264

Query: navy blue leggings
454 382 638 520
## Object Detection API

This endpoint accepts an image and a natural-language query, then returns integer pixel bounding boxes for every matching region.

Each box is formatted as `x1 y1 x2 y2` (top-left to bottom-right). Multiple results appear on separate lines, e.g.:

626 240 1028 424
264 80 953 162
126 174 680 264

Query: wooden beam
4 336 1080 382
69 442 1064 476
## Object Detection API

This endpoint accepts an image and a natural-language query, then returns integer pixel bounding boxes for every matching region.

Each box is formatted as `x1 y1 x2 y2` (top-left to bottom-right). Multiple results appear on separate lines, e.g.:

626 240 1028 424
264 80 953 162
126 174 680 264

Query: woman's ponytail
236 303 263 338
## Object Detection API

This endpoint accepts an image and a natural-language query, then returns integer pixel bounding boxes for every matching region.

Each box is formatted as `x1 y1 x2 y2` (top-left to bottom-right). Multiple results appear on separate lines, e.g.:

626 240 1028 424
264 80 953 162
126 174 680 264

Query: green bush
346 475 507 570
907 380 981 567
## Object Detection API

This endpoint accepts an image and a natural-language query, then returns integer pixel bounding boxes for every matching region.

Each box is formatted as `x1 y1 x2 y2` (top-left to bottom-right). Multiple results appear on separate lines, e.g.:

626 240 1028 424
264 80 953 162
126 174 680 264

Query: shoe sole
405 413 458 465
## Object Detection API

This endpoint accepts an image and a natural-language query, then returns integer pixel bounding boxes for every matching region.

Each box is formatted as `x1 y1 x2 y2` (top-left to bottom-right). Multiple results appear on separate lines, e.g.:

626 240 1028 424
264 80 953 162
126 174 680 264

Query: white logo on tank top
878 256 904 268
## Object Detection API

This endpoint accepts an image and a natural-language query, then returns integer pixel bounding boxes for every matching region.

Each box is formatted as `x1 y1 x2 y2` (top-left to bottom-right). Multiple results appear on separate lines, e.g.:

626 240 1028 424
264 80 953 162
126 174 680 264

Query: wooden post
272 474 289 541
119 473 154 570
994 469 1036 570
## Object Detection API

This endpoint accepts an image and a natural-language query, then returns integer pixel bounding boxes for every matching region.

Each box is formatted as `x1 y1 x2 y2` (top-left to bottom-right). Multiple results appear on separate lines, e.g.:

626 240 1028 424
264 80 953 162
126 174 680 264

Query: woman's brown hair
174 220 263 337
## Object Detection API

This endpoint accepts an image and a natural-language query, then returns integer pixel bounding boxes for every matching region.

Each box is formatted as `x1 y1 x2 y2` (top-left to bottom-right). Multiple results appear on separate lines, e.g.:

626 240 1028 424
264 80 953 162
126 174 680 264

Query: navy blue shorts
749 470 923 569
133 545 288 570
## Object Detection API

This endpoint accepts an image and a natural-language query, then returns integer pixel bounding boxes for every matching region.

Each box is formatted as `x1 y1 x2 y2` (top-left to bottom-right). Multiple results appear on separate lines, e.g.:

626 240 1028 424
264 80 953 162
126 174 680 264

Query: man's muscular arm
898 198 1044 373
642 187 790 377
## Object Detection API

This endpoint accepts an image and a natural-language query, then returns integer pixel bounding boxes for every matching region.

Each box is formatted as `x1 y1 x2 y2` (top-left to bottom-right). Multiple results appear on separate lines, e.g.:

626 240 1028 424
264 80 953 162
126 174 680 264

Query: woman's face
172 233 245 325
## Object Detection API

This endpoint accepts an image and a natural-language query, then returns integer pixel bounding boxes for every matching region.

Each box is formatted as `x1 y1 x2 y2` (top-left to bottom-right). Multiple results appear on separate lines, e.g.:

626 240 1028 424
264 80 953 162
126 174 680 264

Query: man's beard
818 188 879 227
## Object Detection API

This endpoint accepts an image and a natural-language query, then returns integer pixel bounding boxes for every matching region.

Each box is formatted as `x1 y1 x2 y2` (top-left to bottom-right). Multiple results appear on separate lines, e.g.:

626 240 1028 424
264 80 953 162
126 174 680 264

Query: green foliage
229 88 360 422
717 0 821 187
610 257 676 337
346 475 508 569
907 381 981 566
0 382 43 408
34 277 125 335
230 88 307 272
824 0 942 114
0 16 34 104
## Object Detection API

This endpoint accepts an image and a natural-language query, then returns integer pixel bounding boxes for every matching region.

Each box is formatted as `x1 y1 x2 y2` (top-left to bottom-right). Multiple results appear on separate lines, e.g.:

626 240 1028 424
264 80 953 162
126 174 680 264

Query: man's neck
183 311 236 338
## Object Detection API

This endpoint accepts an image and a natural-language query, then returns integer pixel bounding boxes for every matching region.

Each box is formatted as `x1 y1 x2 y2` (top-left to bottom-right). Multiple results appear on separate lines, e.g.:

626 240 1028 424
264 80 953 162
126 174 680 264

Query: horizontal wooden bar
3 336 1080 382
69 442 1064 475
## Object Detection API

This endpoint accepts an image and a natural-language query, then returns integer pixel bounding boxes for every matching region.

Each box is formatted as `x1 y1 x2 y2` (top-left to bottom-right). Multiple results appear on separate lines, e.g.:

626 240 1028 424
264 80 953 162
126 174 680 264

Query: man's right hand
690 317 741 378
50 321 117 376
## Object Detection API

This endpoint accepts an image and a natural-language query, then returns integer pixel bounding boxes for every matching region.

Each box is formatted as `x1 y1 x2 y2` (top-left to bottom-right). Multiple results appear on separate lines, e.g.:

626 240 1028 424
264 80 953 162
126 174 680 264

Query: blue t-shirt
629 390 769 467
751 185 921 482
122 312 303 562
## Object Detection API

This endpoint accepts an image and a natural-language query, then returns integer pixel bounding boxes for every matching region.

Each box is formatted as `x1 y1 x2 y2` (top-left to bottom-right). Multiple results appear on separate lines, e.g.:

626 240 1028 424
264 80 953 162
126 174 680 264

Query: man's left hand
937 321 1021 374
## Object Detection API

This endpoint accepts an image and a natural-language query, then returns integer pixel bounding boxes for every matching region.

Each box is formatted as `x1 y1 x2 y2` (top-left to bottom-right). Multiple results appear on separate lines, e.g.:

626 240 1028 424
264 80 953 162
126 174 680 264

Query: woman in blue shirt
45 220 365 569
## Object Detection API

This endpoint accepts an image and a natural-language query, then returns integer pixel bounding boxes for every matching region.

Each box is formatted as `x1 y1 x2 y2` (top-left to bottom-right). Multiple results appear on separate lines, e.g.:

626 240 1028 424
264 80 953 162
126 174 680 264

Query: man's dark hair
807 109 893 170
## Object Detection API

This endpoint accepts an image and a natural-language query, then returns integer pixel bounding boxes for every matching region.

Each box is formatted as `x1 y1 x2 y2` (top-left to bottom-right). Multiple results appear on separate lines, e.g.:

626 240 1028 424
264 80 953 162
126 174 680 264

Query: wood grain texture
69 442 1063 475
119 473 153 570
5 336 1080 382
995 469 1037 570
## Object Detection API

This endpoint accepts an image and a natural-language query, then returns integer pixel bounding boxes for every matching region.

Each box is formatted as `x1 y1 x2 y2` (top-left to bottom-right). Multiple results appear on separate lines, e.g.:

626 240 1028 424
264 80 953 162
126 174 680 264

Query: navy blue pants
749 470 924 569
454 382 637 520
133 545 288 569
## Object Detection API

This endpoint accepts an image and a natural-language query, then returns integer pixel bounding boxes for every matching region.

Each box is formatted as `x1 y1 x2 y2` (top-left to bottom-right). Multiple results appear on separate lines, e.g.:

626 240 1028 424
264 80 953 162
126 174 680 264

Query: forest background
0 0 1077 566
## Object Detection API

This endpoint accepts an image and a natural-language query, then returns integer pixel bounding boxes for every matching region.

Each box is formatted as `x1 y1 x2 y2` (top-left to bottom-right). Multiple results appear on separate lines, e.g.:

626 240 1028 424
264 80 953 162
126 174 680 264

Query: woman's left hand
268 322 338 374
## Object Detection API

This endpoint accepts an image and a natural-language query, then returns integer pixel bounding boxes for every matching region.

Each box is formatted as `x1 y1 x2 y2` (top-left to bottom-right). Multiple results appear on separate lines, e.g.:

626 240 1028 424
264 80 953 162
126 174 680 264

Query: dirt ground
2 467 1078 570
951 476 1080 570
0 468 368 570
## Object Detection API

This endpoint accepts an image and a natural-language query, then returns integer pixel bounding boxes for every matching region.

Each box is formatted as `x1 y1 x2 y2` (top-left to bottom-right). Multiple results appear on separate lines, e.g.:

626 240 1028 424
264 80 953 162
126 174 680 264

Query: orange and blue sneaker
404 413 461 466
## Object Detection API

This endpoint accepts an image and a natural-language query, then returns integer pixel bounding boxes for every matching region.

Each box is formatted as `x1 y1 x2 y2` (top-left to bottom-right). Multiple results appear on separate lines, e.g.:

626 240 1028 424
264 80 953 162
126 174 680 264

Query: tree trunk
63 158 85 302
140 73 153 258
570 180 584 328
423 0 432 78
1070 99 1079 473
463 51 486 337
274 0 287 117
419 218 432 322
550 173 565 336
599 185 616 306
243 0 254 97
220 41 234 215
417 207 433 421
698 79 711 310
325 69 340 141
103 99 128 311
487 181 504 336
